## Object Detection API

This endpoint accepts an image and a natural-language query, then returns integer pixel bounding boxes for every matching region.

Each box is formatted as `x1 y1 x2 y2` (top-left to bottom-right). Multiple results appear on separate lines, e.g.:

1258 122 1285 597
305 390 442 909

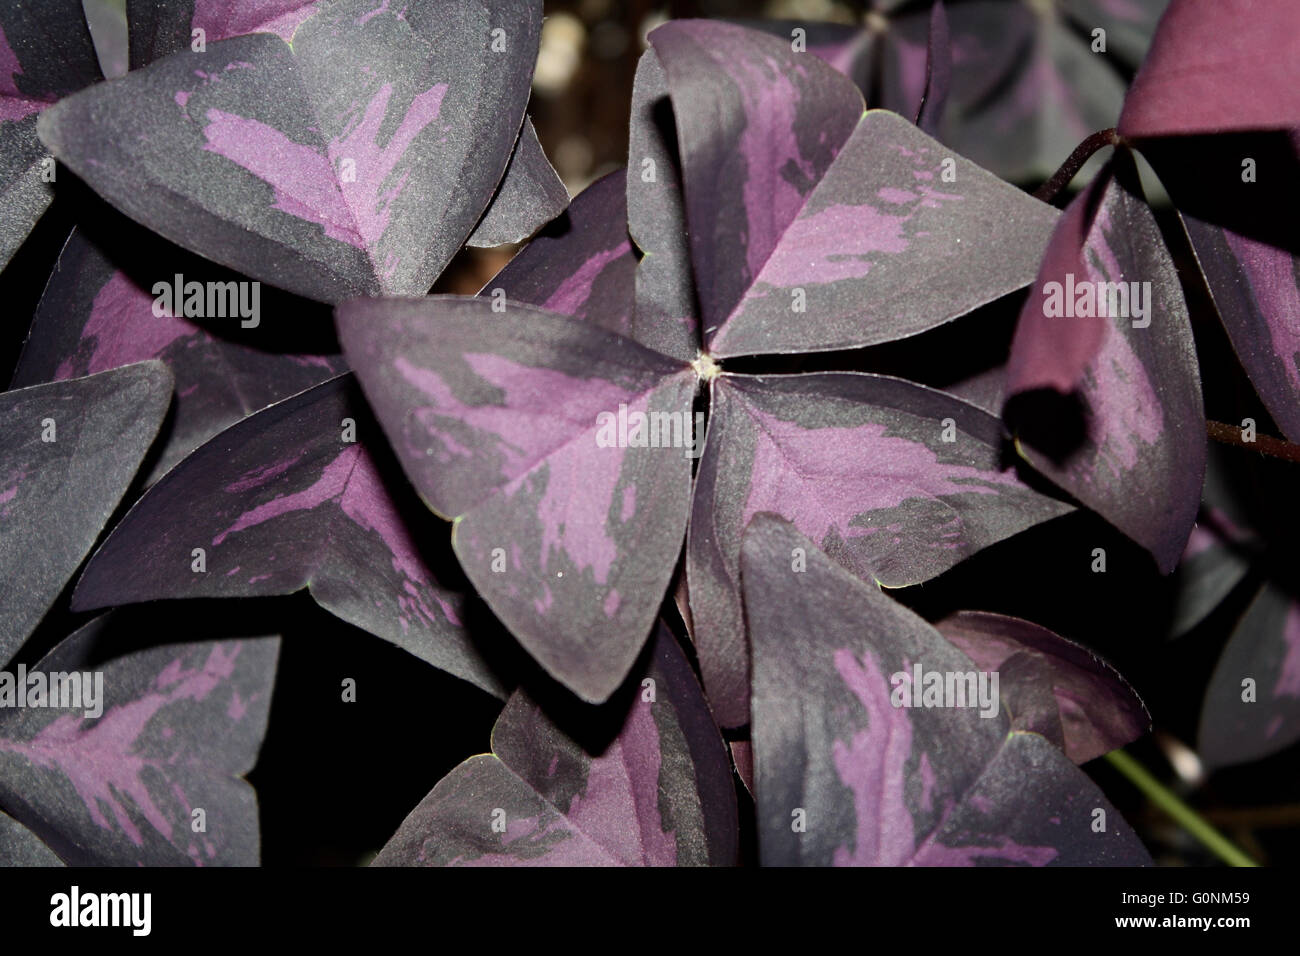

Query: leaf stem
1206 420 1300 463
1033 128 1123 204
1104 748 1257 867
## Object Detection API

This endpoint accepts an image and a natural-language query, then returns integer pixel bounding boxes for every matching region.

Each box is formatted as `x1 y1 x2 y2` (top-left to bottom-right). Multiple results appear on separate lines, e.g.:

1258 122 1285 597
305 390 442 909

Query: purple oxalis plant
2 0 1300 871
335 20 1078 726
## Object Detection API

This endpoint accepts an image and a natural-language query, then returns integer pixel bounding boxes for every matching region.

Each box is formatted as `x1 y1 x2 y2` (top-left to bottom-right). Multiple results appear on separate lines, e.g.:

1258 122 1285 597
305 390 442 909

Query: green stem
1104 749 1257 867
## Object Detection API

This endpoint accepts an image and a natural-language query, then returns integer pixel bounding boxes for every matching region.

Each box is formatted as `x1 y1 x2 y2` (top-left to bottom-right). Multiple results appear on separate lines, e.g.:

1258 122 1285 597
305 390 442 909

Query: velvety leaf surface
935 610 1148 763
646 19 862 350
465 118 567 249
743 515 1152 866
625 48 700 362
373 623 737 866
646 22 1059 358
39 0 542 303
689 372 1073 726
0 616 278 865
735 20 874 95
70 375 502 697
706 109 1060 357
1199 581 1300 768
10 226 346 484
1118 0 1300 138
486 170 636 334
1006 158 1204 573
0 0 101 268
126 0 325 67
0 807 62 866
0 362 172 669
1144 131 1300 443
338 296 696 703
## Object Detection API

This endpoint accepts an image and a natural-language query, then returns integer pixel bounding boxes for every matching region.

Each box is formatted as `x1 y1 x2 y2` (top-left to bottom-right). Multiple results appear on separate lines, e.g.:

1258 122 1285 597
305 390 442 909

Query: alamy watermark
890 663 1000 718
1042 272 1152 328
152 274 260 328
0 664 104 719
595 404 706 459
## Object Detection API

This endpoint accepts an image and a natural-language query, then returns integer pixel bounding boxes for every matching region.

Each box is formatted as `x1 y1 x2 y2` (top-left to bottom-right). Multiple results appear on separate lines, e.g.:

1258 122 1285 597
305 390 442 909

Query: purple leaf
1143 131 1300 443
372 623 737 866
0 0 101 268
465 117 568 249
38 0 542 303
1065 0 1171 68
1170 499 1256 639
689 372 1072 727
742 514 1152 866
10 226 346 484
915 2 951 138
82 0 129 79
625 48 701 362
729 20 875 95
646 20 862 351
883 1 1134 183
0 808 62 866
126 0 325 68
1005 157 1205 573
485 170 636 334
337 296 696 703
935 610 1149 764
0 616 278 865
70 375 503 697
0 362 172 668
1119 0 1300 139
649 23 1059 357
1199 581 1300 768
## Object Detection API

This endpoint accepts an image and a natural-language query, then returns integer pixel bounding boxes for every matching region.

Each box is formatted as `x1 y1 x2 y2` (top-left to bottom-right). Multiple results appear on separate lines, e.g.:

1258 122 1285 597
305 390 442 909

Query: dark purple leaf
884 1 1132 183
1005 157 1205 573
126 0 325 68
38 0 542 303
645 20 862 351
915 2 951 138
10 226 346 484
0 0 101 268
625 48 701 362
1170 507 1255 639
1065 0 1170 68
485 170 636 333
742 514 1151 866
0 808 62 866
1143 131 1300 443
1199 581 1300 768
1119 0 1300 139
372 623 737 866
689 372 1072 726
730 20 875 95
935 610 1149 764
0 362 172 668
650 22 1059 357
465 118 568 249
83 0 129 78
338 296 696 703
0 616 278 865
71 375 503 697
